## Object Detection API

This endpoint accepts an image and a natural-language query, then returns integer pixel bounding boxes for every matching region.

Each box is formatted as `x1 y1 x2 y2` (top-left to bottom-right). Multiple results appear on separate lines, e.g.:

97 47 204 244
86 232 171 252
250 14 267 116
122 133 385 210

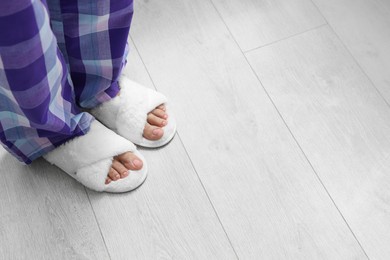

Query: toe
157 104 166 111
152 108 168 119
112 159 129 179
143 123 164 140
117 151 143 171
108 167 121 181
147 113 167 127
105 177 112 185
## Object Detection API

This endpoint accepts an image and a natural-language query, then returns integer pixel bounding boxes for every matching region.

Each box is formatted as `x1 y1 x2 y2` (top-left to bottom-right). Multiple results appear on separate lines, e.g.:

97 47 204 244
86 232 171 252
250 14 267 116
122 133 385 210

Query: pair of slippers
43 76 176 193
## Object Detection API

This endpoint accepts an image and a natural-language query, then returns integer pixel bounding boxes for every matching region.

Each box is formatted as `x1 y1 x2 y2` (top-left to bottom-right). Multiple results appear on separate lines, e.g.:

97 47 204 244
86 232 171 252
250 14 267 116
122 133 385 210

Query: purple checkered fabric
0 0 133 164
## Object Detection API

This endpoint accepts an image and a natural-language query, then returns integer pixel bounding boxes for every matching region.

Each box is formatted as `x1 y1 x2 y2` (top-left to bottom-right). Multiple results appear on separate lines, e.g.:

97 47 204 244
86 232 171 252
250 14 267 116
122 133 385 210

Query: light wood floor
1 0 389 259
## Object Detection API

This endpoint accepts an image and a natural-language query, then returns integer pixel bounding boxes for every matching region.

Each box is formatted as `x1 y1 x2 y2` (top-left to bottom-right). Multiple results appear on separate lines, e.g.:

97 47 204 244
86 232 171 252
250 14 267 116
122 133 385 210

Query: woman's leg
53 0 134 109
50 0 174 145
0 0 93 164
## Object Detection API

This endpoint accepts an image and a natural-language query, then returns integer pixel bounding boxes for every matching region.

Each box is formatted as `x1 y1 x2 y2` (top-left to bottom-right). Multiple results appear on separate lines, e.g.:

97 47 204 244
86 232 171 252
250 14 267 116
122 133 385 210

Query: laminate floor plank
211 0 326 51
0 149 110 260
247 25 390 260
312 0 390 104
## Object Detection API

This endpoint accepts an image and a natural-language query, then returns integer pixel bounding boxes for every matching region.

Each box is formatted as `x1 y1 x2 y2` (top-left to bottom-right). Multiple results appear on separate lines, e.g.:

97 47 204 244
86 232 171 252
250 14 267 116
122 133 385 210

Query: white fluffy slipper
43 120 148 193
90 76 177 148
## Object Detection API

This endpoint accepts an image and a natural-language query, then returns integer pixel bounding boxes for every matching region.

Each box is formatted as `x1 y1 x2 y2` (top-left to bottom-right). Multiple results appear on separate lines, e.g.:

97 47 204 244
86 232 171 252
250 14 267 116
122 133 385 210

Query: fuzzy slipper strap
43 120 147 193
90 76 176 147
116 77 168 144
43 119 135 175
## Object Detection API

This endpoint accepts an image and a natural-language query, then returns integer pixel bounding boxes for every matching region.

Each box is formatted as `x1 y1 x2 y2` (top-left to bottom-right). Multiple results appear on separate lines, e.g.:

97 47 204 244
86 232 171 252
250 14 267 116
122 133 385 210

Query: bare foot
105 104 168 184
143 104 168 140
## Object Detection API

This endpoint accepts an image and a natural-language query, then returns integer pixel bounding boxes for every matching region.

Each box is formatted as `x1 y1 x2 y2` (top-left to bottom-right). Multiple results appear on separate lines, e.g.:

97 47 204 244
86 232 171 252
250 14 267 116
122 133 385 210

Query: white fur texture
90 76 177 148
43 120 148 193
77 150 147 193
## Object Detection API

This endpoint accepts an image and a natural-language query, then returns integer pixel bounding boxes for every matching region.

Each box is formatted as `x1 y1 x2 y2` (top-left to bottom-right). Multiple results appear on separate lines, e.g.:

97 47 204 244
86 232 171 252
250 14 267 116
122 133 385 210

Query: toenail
132 159 142 167
163 114 168 119
162 121 167 126
122 171 128 177
153 128 161 135
124 162 132 169
115 174 120 179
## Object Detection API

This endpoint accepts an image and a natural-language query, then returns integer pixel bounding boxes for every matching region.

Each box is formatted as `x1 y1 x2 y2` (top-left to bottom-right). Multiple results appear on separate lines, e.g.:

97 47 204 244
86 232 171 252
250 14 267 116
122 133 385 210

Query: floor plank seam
243 23 328 54
175 132 240 260
207 0 371 258
129 37 161 94
308 0 390 116
245 58 371 260
129 37 241 259
85 188 113 260
244 50 372 260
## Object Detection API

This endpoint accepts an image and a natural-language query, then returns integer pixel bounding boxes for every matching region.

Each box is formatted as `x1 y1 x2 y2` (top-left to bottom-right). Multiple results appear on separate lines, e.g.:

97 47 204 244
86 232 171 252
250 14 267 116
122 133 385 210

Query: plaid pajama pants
0 0 133 164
